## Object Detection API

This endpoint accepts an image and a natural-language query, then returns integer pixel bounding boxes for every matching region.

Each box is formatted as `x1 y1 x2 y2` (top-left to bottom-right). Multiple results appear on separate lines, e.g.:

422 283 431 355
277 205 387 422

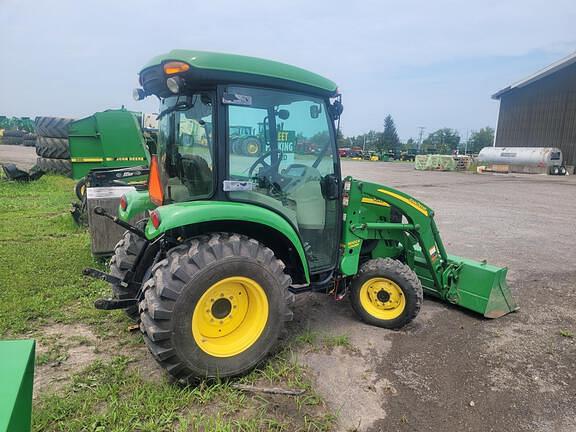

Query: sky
1 0 575 140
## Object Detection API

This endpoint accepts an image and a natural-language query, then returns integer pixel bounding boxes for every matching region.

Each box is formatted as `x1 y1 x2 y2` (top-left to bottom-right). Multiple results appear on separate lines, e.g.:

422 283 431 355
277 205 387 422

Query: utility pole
417 126 425 151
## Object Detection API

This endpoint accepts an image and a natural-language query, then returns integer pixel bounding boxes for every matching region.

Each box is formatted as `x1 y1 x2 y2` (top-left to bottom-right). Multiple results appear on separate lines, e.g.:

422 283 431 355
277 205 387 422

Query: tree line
341 114 494 155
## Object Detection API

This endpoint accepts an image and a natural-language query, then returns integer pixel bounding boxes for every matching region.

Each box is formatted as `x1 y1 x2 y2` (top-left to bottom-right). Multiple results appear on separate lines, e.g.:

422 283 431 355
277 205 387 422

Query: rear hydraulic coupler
93 206 147 239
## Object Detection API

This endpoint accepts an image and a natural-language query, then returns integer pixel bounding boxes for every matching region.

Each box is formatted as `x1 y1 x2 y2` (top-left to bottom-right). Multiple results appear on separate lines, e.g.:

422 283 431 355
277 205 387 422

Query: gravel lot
0 144 37 170
2 144 575 431
295 160 576 431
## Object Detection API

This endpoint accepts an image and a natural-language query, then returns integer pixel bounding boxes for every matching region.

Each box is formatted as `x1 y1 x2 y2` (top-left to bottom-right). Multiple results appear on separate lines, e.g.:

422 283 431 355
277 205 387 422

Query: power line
417 126 426 150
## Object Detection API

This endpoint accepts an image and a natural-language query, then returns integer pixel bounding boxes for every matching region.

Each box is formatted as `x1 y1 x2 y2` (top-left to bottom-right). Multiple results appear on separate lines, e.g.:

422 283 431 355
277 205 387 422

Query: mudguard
144 200 310 283
117 190 155 222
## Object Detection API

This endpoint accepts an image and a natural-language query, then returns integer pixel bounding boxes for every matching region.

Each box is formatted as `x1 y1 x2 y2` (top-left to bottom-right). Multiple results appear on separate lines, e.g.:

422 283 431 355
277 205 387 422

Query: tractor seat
180 154 213 196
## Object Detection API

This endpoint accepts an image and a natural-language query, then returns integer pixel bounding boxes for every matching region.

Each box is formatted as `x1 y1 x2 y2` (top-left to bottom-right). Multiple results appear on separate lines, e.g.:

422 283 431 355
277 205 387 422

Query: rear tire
2 136 23 145
22 139 37 147
109 219 149 320
2 130 25 138
35 136 70 159
241 136 260 156
34 116 74 138
139 233 293 382
35 157 72 177
350 258 422 329
75 178 87 201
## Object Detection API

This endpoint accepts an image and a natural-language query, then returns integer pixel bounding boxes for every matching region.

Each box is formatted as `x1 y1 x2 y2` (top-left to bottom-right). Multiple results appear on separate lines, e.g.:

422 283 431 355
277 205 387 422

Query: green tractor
229 125 261 156
87 50 517 382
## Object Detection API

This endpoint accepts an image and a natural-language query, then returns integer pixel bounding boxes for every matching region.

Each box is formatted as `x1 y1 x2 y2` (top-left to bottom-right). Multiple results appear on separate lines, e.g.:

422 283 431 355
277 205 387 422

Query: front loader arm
341 177 518 318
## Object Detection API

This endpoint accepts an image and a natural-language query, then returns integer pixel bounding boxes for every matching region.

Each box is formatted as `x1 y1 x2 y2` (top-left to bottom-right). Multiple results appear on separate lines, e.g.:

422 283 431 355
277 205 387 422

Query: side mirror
320 174 339 200
133 88 146 101
310 104 322 119
277 109 290 120
328 100 343 120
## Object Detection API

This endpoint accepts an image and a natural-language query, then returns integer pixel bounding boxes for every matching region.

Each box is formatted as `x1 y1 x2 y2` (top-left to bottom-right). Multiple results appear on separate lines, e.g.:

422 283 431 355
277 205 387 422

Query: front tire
350 258 422 329
139 233 293 382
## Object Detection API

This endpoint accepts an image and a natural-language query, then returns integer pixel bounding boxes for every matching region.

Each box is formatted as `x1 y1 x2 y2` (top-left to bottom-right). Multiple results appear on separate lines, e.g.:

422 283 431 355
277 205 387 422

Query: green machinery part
341 177 518 318
0 340 35 432
68 108 151 180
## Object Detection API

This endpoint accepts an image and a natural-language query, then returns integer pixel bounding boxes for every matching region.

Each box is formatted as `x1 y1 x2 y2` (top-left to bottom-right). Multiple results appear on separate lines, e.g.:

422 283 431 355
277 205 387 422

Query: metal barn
492 52 576 171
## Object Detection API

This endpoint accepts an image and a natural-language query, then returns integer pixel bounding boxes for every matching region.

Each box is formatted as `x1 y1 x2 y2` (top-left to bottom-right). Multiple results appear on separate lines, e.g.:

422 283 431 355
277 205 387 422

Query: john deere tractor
87 50 517 382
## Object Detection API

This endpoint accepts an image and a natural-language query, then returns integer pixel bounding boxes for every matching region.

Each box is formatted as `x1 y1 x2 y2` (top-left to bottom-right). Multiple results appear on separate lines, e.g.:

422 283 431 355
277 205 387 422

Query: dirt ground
0 144 36 170
293 161 576 431
3 145 575 431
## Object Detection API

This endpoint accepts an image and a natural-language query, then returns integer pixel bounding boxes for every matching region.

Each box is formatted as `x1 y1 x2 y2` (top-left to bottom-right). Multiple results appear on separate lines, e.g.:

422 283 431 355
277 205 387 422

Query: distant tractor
229 125 261 156
400 149 418 162
87 50 517 383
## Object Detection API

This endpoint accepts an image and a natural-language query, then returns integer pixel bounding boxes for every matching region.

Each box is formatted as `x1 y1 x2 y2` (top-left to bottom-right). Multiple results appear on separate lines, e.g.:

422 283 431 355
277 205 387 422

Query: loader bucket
414 252 518 318
446 255 518 318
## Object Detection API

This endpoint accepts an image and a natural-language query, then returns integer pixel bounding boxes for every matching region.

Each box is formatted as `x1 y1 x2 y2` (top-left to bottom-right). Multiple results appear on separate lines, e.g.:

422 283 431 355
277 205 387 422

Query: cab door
224 85 341 274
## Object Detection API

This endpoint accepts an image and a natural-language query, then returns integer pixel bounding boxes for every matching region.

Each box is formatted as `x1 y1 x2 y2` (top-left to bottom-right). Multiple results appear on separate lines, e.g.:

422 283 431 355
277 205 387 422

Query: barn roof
492 51 576 99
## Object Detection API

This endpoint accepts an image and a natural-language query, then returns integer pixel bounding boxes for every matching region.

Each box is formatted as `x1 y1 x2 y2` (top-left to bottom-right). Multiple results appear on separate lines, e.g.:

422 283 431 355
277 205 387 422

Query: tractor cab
137 50 344 277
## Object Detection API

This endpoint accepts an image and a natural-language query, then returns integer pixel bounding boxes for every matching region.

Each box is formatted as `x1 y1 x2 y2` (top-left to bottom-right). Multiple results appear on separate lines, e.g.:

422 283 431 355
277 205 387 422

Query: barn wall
495 62 576 166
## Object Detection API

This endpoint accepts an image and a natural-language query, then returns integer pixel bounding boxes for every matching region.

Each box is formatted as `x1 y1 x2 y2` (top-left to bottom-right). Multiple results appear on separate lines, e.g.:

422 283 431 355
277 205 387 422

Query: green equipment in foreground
87 50 517 382
0 340 35 432
68 108 152 180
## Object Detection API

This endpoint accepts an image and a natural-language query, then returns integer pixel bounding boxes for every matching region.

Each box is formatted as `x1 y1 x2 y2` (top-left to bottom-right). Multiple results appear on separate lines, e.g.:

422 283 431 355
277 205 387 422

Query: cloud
0 0 574 138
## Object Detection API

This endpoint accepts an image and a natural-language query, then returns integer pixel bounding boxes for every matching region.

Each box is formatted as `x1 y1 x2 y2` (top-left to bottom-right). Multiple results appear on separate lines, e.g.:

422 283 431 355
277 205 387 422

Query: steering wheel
248 149 284 178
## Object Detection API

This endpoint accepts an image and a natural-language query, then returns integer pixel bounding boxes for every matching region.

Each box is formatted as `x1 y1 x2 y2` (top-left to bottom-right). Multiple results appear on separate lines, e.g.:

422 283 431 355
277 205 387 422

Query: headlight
166 76 184 94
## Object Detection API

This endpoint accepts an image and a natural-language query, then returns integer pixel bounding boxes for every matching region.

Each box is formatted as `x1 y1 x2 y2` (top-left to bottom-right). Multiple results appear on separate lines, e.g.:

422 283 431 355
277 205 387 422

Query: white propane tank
478 147 562 167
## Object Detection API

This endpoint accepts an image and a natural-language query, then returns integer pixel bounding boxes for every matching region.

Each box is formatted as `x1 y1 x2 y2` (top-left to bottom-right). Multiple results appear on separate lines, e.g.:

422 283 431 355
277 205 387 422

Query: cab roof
140 50 338 98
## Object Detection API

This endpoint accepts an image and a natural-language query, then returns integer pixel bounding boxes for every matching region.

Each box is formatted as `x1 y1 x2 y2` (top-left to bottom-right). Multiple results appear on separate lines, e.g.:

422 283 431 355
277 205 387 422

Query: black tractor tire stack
34 117 74 177
22 133 37 147
2 130 25 145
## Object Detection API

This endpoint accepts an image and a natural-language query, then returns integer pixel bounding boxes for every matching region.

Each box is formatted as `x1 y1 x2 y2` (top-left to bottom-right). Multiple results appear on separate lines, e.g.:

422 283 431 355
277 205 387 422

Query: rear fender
118 190 155 222
145 201 310 284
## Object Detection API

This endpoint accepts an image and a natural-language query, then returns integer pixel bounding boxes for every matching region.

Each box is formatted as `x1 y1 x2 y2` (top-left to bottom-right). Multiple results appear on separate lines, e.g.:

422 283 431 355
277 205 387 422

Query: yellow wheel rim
247 142 259 154
192 276 269 358
359 277 406 320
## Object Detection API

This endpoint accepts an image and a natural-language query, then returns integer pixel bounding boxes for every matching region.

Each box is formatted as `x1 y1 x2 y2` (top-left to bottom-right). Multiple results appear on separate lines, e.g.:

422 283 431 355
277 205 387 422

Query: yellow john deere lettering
70 157 104 163
361 197 391 208
70 157 146 163
377 189 429 216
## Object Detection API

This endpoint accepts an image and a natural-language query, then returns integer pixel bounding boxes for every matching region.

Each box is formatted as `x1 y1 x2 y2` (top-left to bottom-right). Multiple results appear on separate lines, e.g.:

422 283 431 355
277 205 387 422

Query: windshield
157 94 214 202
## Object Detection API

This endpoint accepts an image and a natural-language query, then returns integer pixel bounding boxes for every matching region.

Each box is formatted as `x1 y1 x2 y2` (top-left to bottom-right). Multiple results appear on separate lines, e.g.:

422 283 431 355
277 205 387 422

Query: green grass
321 334 352 349
34 350 334 432
0 175 112 335
0 174 335 431
293 328 352 351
